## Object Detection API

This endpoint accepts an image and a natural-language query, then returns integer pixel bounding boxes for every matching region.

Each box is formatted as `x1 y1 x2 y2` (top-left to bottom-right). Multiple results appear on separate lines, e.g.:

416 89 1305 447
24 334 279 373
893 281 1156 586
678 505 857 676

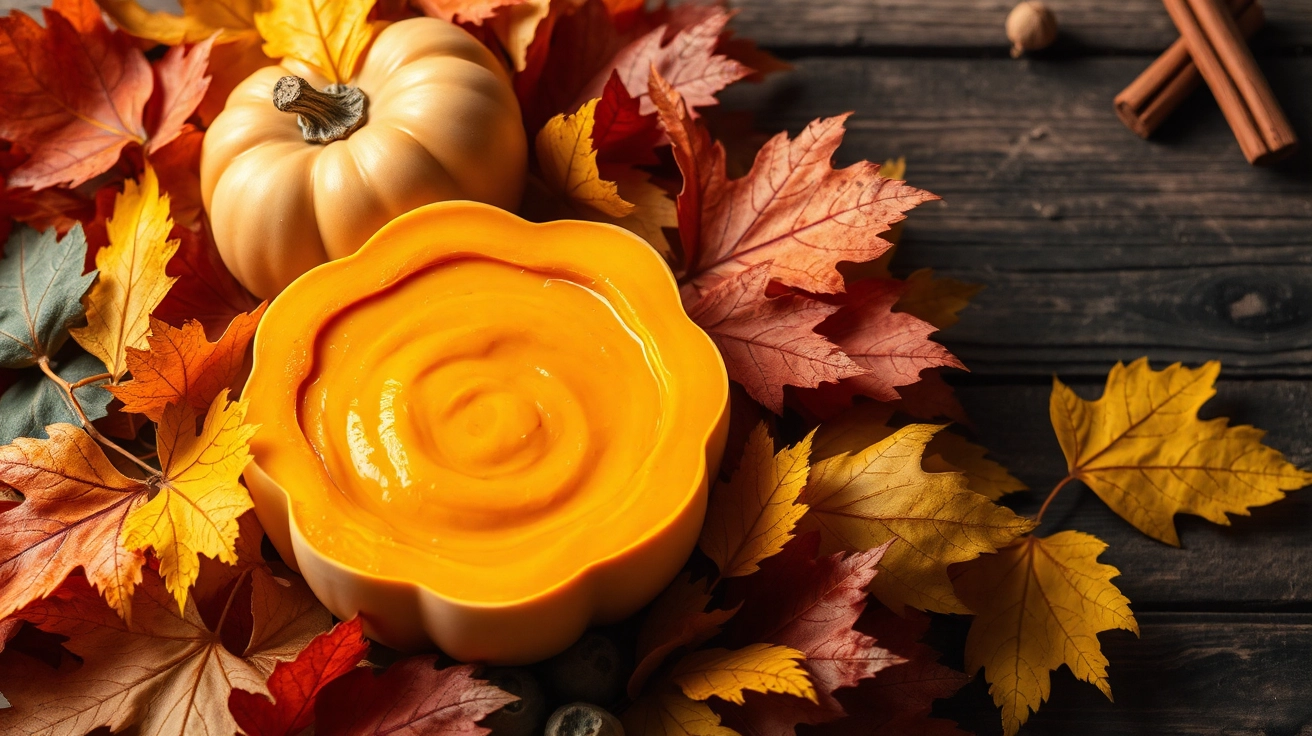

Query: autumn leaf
684 263 861 414
1051 359 1312 546
604 167 677 258
578 8 749 116
151 126 207 228
594 71 662 166
699 423 810 579
0 0 151 189
412 0 524 25
314 657 518 735
630 574 739 698
650 74 938 296
896 268 981 331
153 224 262 340
230 617 369 736
110 304 266 423
0 352 112 444
717 534 898 733
623 689 739 736
953 532 1138 736
255 0 378 85
894 367 968 424
801 424 1036 614
812 402 1026 501
536 98 635 218
809 607 971 736
0 566 330 736
147 36 215 154
0 225 95 368
122 390 257 612
671 643 815 706
71 165 180 382
816 279 965 403
0 423 145 622
489 0 550 72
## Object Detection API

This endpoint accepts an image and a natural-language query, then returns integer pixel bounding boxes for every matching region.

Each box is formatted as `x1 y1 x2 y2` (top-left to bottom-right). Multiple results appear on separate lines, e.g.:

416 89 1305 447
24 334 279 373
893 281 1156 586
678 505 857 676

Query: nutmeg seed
1006 1 1058 57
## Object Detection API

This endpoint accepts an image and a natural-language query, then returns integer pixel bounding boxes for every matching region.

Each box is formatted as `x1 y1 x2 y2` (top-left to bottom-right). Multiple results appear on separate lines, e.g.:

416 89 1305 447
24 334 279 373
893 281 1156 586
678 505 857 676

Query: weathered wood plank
729 0 1312 54
723 57 1312 374
952 380 1312 608
930 612 1312 735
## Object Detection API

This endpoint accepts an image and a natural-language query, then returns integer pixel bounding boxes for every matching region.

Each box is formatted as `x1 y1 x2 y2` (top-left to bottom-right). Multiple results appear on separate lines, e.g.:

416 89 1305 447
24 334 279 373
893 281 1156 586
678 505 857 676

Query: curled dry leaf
1051 358 1312 545
0 567 330 736
801 424 1036 614
699 423 811 580
536 98 635 218
109 303 267 423
71 165 180 382
0 0 151 189
314 657 518 736
953 532 1138 736
255 0 378 85
229 617 369 736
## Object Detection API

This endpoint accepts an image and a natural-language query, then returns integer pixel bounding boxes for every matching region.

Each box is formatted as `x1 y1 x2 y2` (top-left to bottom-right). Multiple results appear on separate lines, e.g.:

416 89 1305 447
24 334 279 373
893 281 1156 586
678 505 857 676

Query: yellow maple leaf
255 0 377 85
71 165 180 382
98 0 264 44
802 423 1036 614
1051 359 1312 546
699 423 810 579
121 390 258 612
623 689 740 736
600 167 678 259
536 98 636 219
671 643 816 706
953 531 1138 736
896 268 982 331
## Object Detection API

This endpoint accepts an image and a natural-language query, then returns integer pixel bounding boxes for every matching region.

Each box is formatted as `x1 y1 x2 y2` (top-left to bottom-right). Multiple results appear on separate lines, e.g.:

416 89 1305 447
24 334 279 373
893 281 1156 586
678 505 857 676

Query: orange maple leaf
109 305 267 423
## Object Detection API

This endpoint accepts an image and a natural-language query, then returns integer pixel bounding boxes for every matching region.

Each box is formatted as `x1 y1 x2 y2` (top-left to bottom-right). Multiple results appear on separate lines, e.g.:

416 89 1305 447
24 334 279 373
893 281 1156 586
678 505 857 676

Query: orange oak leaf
0 566 330 735
809 606 971 736
699 423 811 579
230 617 369 736
817 279 965 403
717 534 898 734
0 423 147 622
0 0 152 190
684 262 862 414
412 0 525 25
315 657 518 735
629 573 739 698
578 8 749 116
650 73 938 296
147 36 215 154
109 304 267 423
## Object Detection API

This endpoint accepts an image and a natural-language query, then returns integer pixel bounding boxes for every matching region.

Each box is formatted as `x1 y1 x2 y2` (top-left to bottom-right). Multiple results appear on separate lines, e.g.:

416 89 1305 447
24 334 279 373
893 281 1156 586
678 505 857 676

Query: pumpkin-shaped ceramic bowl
243 201 728 664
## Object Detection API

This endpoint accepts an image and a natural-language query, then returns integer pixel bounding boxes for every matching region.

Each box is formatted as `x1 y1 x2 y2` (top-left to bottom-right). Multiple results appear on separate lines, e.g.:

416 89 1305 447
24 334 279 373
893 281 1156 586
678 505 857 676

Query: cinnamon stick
1115 0 1263 139
1160 0 1297 164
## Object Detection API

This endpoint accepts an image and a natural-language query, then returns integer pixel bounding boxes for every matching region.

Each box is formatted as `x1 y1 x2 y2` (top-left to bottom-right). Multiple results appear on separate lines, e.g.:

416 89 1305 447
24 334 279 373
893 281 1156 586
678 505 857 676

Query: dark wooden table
725 1 1312 733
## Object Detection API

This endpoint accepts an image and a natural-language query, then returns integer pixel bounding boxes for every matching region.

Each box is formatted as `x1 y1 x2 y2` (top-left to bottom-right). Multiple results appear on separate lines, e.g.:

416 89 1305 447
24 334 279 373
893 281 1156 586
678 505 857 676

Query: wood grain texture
932 612 1312 735
723 56 1312 375
730 0 1312 53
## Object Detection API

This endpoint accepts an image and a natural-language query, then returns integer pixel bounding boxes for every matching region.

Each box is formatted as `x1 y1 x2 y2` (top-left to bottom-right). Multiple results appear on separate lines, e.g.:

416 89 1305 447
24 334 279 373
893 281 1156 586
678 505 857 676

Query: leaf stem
1034 475 1076 524
38 357 157 475
69 372 113 390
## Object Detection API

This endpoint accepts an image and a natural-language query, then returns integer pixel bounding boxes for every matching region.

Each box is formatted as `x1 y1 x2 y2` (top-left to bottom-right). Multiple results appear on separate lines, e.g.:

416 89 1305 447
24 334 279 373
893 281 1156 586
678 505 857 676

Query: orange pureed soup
296 257 667 600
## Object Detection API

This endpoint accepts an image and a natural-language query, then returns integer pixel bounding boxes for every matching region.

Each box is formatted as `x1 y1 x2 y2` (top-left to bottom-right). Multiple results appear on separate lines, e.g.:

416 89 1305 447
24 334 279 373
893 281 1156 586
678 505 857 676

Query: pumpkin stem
273 75 368 144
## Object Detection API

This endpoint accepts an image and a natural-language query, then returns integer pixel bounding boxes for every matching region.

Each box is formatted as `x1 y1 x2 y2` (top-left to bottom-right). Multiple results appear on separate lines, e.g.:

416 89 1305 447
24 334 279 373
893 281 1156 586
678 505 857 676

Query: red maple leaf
816 279 965 402
712 534 900 734
650 72 938 296
808 607 972 736
577 7 749 116
315 658 518 735
684 263 862 414
229 617 369 736
0 0 152 189
146 36 214 155
593 71 662 166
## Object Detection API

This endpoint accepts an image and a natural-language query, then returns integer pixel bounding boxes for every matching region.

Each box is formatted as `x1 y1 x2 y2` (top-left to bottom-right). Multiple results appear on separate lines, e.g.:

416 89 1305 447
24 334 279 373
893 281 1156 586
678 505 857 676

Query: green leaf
0 353 112 444
0 226 96 369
